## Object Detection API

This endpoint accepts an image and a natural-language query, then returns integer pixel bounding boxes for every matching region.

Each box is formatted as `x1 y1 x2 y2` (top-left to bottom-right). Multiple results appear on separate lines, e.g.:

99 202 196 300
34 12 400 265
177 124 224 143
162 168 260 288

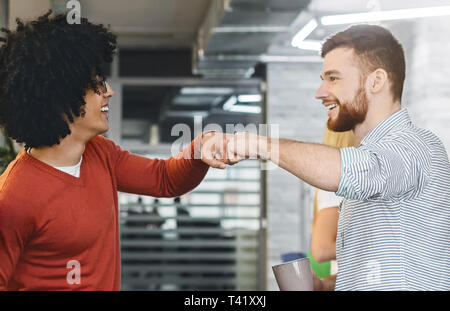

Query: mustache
322 99 341 105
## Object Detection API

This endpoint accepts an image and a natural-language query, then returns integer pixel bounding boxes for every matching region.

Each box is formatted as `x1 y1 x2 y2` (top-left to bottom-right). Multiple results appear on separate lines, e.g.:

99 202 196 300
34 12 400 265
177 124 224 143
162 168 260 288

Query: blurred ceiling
78 0 313 78
11 0 450 70
79 0 210 48
309 0 450 13
193 0 312 78
75 0 314 142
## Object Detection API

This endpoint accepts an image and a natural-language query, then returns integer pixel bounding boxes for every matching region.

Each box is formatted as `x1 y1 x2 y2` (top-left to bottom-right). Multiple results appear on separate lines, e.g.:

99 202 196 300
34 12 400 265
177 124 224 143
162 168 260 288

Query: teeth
327 104 338 110
101 106 109 112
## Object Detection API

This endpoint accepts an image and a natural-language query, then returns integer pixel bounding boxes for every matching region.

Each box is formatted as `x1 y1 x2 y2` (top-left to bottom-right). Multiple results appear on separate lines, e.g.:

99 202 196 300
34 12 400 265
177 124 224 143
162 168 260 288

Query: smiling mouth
325 103 338 111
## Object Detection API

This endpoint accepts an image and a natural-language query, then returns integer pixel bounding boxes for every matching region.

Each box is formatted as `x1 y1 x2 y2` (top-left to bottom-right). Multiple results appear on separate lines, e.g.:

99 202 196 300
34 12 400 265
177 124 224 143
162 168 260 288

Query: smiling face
315 47 369 132
70 77 114 138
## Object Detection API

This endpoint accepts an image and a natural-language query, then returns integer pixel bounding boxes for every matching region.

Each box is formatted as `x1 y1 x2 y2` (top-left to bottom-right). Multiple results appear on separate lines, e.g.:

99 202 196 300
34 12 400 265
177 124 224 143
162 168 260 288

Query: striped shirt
335 108 450 291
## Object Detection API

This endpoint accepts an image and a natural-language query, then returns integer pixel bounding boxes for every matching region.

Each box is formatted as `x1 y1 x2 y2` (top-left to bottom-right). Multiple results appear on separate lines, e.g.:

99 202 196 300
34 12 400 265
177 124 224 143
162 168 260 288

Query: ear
366 68 388 94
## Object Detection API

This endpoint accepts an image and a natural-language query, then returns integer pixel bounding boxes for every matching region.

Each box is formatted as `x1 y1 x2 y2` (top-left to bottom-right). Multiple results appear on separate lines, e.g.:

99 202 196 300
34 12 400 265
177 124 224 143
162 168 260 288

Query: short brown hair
321 25 405 102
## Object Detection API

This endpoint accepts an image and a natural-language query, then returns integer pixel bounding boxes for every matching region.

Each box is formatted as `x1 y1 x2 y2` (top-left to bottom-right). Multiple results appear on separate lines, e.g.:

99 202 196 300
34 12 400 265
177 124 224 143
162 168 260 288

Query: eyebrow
320 70 341 80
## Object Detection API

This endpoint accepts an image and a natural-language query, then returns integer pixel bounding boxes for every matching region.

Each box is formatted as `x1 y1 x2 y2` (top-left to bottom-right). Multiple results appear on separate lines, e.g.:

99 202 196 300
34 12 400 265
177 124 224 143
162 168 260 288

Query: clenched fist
200 132 235 169
226 132 271 164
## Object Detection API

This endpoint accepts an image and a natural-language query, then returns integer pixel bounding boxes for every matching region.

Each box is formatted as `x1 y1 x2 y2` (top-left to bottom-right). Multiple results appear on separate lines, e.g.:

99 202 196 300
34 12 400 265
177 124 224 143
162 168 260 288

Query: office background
1 0 449 290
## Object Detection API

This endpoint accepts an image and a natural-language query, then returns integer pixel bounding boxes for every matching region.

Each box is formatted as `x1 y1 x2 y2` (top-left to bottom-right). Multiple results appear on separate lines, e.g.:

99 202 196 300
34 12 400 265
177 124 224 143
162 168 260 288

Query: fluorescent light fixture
223 96 237 111
321 5 450 25
229 105 261 114
291 18 318 48
295 39 322 51
180 87 234 95
223 95 261 114
238 94 262 102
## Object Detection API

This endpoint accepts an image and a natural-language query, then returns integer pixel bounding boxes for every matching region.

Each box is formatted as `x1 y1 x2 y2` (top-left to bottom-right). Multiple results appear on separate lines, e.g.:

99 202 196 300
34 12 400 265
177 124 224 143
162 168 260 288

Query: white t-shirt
316 189 342 275
27 148 82 178
316 189 343 211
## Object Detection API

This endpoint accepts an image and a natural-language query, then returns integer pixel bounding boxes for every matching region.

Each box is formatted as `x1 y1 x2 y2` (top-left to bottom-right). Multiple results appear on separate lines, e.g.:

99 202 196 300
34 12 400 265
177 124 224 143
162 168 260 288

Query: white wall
404 17 450 155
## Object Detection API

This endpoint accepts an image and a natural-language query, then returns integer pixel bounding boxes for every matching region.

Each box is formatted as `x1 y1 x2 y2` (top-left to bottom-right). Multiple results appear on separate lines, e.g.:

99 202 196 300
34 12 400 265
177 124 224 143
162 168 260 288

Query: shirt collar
359 108 411 146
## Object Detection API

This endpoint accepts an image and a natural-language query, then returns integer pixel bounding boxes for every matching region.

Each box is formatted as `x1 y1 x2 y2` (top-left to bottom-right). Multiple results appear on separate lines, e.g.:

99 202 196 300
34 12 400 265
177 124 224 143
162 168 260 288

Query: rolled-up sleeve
336 144 430 201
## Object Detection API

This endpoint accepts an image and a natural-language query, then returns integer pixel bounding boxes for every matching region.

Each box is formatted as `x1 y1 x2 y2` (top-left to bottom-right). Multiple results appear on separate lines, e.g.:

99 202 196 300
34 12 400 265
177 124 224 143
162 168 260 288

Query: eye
329 76 338 82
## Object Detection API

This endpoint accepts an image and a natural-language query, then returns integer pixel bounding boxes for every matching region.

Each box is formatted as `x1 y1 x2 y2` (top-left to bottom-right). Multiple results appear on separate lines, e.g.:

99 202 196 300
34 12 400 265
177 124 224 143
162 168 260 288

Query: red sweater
0 135 209 290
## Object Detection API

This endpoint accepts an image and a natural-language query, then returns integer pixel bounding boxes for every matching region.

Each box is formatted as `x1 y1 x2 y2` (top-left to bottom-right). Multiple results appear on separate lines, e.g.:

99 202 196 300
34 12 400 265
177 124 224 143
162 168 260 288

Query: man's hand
226 132 271 164
201 132 234 169
201 131 272 168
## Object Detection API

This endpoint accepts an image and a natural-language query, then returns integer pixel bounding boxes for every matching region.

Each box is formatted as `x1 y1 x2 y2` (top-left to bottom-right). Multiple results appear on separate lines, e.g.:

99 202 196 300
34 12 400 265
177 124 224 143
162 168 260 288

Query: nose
315 81 329 100
104 82 114 98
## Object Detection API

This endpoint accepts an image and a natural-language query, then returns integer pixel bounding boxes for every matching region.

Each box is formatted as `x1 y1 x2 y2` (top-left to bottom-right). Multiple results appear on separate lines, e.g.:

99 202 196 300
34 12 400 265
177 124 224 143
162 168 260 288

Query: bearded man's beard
327 86 369 132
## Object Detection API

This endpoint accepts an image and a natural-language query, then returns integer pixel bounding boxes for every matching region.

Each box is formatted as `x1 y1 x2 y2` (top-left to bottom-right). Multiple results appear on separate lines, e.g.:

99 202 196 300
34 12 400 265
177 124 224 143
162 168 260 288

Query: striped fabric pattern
335 108 450 291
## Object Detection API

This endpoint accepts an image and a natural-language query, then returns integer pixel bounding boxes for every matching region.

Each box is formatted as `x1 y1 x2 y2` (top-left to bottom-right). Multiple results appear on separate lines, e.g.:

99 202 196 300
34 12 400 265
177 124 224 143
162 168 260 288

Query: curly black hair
0 10 117 148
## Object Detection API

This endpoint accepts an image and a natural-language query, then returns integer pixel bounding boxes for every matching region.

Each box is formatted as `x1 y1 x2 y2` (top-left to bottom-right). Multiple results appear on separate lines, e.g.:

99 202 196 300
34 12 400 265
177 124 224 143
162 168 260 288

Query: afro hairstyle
0 10 117 148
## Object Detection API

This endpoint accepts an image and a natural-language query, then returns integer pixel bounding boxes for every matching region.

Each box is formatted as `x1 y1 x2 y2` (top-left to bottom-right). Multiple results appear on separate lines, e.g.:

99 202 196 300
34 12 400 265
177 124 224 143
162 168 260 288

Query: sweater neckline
21 149 86 186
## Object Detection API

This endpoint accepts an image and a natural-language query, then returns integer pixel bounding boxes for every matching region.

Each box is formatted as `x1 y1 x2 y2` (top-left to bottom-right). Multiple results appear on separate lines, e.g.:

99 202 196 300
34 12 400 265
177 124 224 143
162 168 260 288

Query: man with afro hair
0 11 231 290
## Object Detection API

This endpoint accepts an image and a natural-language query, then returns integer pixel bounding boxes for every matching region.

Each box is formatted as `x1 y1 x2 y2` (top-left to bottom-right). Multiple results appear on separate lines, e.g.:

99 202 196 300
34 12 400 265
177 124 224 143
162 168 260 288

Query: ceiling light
223 96 261 114
295 40 322 51
238 94 262 102
223 96 237 111
229 105 261 114
180 87 234 95
321 5 450 25
291 18 318 48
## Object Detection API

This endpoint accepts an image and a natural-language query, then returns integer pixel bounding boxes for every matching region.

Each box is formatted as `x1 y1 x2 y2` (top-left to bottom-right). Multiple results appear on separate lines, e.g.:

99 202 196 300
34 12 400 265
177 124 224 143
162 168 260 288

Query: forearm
311 236 337 263
265 137 341 192
313 246 336 263
311 207 338 262
116 136 208 197
164 135 209 196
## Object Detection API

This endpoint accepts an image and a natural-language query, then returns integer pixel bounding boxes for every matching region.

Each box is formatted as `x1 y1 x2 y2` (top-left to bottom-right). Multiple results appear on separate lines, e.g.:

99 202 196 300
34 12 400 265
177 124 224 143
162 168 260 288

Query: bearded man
227 25 450 291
